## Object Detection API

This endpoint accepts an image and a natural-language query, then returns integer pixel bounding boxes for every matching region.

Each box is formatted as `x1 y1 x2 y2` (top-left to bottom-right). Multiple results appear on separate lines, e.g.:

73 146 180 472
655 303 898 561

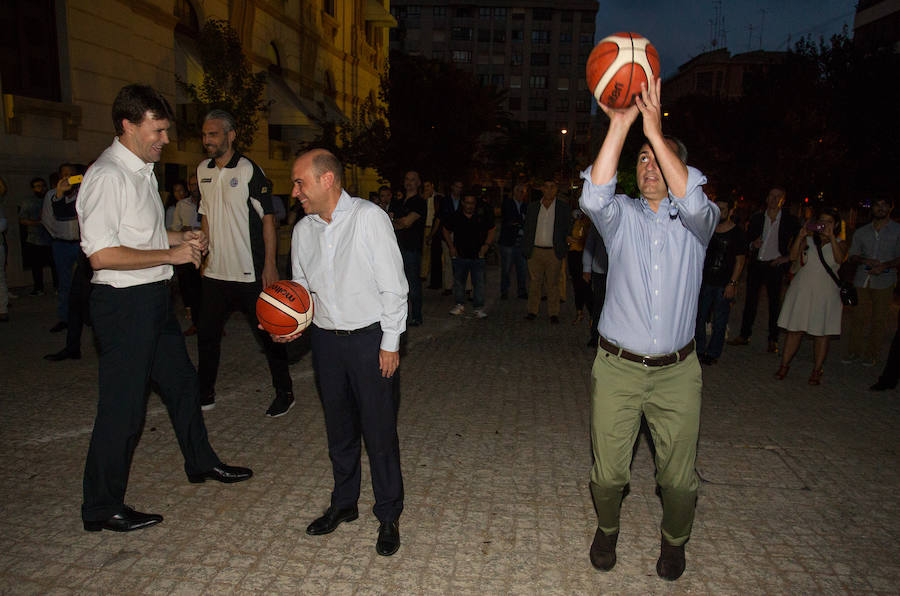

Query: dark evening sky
595 0 858 77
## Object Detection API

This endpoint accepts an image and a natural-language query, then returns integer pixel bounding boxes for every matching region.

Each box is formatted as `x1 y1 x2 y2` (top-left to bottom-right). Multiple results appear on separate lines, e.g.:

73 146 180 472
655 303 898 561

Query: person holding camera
774 207 847 385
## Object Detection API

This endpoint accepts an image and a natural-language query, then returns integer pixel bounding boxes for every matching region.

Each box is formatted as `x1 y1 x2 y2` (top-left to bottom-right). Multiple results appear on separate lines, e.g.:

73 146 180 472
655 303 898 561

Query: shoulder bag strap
814 239 842 289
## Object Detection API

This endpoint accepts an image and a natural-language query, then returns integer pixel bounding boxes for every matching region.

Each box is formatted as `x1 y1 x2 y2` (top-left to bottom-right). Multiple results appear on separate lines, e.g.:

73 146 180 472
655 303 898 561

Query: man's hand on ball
259 324 303 343
598 100 639 128
635 76 663 139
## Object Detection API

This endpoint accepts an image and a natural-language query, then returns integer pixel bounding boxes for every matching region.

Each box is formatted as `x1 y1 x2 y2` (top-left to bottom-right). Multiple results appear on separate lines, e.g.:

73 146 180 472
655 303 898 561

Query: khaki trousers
589 345 702 546
527 248 562 316
847 285 895 361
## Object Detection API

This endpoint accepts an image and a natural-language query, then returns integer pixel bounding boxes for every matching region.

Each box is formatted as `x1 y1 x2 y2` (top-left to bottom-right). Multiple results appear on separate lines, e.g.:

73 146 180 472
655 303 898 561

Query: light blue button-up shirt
579 166 718 355
291 190 408 352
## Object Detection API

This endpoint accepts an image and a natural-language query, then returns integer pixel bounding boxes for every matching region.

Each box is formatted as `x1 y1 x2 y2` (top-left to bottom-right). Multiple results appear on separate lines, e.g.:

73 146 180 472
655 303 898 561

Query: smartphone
68 175 83 185
806 221 825 233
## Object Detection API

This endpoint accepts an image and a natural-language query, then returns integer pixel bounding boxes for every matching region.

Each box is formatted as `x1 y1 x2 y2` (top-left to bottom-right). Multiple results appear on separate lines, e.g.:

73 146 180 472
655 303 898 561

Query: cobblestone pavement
1 268 898 595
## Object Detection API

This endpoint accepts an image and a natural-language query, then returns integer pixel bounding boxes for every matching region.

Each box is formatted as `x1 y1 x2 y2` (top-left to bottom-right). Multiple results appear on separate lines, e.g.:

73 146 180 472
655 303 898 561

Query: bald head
292 149 344 221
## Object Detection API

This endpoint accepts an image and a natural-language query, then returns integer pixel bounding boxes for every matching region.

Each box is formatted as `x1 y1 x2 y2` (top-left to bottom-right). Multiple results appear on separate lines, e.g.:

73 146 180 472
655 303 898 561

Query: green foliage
176 19 268 151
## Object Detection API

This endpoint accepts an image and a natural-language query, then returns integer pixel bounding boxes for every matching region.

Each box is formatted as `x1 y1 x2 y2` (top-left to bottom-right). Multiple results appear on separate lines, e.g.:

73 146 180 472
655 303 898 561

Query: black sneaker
200 393 216 411
266 390 295 418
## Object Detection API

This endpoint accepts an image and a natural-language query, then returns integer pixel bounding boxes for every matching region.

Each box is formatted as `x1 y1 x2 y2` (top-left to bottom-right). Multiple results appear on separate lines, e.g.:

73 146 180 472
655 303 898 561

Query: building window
529 75 547 89
533 8 553 21
579 32 594 44
528 97 548 111
493 30 506 43
511 53 523 66
509 97 521 110
578 53 589 66
494 7 507 17
532 30 550 44
576 98 590 112
452 50 472 63
560 31 572 43
581 10 595 23
492 74 504 86
576 121 589 134
324 0 335 17
432 50 445 60
511 30 523 42
479 74 490 86
479 7 492 18
452 27 473 41
0 0 62 101
407 5 421 16
557 78 569 90
531 53 549 66
456 7 473 18
556 97 569 112
561 11 573 23
433 6 446 16
510 75 522 89
559 53 572 65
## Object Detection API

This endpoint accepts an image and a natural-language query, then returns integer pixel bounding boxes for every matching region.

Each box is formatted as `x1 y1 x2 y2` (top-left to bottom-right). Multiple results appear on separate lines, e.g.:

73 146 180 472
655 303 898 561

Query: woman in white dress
774 207 847 385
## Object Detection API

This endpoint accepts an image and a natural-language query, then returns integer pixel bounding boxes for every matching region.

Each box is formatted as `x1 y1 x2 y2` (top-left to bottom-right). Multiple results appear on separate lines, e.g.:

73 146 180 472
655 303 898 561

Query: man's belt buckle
640 356 653 367
334 329 352 336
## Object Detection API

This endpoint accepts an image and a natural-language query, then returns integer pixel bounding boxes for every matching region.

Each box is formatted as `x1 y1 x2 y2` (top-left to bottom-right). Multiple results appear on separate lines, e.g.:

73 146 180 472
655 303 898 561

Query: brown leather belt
329 322 380 336
598 336 695 367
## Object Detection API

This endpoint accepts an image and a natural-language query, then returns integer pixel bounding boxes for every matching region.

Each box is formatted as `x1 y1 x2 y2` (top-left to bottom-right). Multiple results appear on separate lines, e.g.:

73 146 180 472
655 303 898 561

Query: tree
176 19 267 151
337 52 504 187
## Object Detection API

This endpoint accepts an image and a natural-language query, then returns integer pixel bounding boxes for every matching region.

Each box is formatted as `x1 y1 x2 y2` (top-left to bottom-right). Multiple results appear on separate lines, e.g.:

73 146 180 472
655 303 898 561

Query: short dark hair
58 162 77 175
172 179 188 192
30 177 46 187
378 185 391 193
715 197 735 210
311 151 344 186
112 84 174 136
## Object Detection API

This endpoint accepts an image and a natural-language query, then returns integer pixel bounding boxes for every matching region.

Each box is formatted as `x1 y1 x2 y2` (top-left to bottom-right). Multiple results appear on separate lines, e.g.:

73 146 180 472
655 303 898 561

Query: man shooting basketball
579 75 718 580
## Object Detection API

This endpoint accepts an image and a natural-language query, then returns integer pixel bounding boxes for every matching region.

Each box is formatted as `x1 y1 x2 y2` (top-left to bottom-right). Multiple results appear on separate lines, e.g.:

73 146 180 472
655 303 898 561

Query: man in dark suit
522 180 571 323
498 182 530 300
729 187 799 352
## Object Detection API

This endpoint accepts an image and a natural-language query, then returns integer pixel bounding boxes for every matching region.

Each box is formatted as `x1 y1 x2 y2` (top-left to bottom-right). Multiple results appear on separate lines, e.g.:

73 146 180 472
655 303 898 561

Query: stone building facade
0 0 394 285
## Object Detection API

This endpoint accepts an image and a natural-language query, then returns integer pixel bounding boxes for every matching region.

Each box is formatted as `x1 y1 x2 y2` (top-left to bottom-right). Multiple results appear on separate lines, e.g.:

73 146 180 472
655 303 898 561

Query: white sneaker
449 304 465 316
474 309 487 319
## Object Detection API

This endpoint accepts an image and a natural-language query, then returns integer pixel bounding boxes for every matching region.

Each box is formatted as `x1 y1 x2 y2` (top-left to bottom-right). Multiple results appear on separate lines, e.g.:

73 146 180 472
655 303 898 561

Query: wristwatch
728 280 738 287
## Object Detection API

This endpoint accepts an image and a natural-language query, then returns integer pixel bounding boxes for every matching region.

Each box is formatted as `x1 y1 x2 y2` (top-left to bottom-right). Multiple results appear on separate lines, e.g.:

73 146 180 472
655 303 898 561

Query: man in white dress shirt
274 149 408 556
78 84 251 533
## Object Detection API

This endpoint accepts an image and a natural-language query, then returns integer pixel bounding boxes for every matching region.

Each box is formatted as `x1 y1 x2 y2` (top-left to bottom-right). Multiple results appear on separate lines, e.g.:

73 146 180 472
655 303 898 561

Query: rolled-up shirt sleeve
77 174 124 258
671 166 718 246
579 165 621 240
366 208 408 352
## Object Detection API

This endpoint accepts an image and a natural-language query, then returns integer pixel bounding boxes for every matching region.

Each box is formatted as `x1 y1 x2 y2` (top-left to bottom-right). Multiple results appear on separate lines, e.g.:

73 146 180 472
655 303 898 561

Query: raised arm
636 76 688 198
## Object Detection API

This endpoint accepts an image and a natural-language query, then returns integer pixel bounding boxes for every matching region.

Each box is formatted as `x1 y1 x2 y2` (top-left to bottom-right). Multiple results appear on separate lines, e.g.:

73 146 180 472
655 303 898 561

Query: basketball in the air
256 280 313 337
586 32 660 109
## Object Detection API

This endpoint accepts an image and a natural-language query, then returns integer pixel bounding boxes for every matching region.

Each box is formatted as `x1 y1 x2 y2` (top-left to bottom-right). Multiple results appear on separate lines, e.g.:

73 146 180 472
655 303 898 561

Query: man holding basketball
579 75 718 580
274 149 407 556
77 84 251 533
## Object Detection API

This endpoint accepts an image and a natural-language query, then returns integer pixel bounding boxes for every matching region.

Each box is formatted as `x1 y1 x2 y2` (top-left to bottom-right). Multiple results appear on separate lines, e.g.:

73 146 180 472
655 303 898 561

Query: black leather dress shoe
187 464 253 484
376 520 400 556
83 506 162 532
656 537 686 581
306 505 359 535
589 527 618 571
43 348 81 361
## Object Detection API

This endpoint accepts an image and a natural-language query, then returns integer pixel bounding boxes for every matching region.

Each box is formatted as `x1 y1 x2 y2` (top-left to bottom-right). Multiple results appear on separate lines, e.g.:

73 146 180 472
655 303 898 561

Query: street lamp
560 129 567 170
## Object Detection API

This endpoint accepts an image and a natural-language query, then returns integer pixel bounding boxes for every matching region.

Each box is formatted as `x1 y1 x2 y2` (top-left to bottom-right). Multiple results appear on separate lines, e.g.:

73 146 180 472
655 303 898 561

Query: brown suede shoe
656 537 686 580
589 527 618 571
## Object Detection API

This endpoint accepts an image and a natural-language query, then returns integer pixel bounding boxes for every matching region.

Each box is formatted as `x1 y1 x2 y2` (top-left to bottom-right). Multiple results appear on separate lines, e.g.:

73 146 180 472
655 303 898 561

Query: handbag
814 240 858 306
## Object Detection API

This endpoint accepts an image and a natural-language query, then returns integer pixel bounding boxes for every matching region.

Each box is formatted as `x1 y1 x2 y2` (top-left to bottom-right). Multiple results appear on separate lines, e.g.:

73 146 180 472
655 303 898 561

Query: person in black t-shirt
696 198 747 364
442 192 496 318
389 171 427 326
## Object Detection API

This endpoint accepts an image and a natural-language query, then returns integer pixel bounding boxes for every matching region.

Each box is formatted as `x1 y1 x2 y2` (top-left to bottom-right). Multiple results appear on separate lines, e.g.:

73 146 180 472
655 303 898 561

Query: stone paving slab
1 271 898 594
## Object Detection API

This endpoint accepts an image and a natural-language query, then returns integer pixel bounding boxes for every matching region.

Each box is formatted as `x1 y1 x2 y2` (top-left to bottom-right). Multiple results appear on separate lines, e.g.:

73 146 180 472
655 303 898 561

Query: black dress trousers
309 325 404 523
82 281 220 522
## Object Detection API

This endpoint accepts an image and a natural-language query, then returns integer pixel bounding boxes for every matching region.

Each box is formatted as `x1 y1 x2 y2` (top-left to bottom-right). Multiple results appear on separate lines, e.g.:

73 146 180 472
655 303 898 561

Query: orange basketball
256 280 314 337
586 32 660 109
